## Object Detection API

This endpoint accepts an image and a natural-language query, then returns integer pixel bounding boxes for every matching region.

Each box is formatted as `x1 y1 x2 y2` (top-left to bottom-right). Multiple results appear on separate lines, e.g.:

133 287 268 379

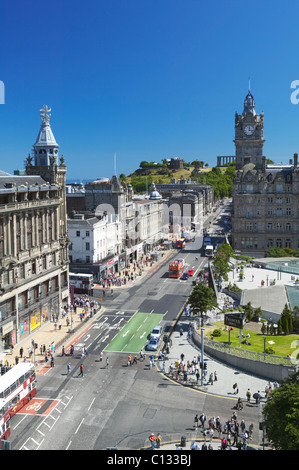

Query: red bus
169 259 184 278
0 362 37 441
176 239 185 249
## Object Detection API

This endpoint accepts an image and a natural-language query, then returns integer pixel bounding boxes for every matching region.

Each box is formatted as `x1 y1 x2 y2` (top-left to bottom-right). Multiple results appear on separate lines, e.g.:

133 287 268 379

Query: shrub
212 329 222 337
265 347 275 355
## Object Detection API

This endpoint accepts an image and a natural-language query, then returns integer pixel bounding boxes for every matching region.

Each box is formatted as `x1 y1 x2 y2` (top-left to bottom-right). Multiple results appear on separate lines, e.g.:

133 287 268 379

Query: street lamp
201 327 205 386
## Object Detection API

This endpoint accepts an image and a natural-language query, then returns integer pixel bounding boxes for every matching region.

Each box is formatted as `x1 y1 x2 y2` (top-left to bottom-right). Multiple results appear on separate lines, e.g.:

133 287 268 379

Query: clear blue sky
1 0 299 180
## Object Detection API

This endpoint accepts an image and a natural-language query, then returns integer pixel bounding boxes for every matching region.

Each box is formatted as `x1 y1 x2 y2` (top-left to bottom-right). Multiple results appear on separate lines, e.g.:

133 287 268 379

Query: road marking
88 397 96 411
75 418 84 434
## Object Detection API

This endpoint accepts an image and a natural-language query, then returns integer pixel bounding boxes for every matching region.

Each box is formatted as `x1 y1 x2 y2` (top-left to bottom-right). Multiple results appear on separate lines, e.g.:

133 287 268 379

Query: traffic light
204 362 207 370
200 362 203 369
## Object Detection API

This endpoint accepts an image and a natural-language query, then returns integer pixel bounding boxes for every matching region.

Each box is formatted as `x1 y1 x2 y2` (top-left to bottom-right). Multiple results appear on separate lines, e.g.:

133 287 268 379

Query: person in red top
149 433 155 449
78 364 84 377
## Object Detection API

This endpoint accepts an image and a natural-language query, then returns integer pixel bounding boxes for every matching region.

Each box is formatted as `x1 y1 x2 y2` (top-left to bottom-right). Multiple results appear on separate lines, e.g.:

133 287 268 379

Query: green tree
262 372 299 450
281 304 293 334
243 302 254 322
213 244 235 283
253 306 263 322
188 283 218 326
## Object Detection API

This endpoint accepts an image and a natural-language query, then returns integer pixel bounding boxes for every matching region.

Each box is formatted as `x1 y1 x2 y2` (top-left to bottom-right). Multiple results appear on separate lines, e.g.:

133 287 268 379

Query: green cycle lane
105 311 164 353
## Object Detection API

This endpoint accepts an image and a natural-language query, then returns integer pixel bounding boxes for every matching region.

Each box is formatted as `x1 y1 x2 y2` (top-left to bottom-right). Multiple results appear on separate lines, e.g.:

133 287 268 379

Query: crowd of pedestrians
191 411 254 450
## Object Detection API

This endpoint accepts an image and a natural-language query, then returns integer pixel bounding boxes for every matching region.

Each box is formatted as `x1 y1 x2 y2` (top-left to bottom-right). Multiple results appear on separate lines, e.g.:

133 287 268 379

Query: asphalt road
10 199 258 451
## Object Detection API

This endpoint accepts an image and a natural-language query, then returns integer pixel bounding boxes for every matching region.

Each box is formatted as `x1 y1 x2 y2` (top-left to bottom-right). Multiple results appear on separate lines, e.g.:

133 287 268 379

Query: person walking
149 433 155 449
78 363 84 377
67 363 71 375
19 347 23 358
194 414 199 428
106 357 109 368
246 388 251 402
156 433 161 449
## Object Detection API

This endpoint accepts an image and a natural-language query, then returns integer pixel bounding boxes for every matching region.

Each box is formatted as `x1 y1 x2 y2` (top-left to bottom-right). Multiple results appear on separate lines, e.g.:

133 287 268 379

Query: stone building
0 106 69 355
231 90 299 255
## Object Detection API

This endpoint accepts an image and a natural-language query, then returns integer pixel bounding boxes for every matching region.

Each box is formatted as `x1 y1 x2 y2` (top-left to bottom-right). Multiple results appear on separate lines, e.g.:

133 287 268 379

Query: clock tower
234 89 265 170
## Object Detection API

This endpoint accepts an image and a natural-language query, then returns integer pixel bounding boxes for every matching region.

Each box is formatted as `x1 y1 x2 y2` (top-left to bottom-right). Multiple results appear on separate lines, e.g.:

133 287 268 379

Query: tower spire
248 76 251 92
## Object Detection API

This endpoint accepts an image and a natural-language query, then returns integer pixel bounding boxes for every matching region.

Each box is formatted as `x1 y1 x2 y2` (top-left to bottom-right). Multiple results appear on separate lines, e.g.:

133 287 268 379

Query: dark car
181 272 189 280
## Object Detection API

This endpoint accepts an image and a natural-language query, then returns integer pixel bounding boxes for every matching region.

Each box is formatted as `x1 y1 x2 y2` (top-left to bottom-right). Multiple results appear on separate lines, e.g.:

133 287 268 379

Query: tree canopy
262 372 299 450
188 283 218 325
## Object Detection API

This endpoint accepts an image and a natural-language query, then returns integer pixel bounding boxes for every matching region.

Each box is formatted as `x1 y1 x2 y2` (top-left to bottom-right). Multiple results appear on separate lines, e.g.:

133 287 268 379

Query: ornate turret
243 90 256 116
33 105 59 166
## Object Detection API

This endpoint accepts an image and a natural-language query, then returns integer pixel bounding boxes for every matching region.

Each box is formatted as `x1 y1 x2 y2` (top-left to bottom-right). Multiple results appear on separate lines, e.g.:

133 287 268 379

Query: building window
86 231 90 237
285 239 291 248
286 223 291 231
76 231 80 237
286 208 291 216
267 239 273 248
276 239 282 248
267 223 273 231
276 223 283 231
276 184 283 192
69 243 72 251
86 242 90 251
267 197 273 203
276 208 283 216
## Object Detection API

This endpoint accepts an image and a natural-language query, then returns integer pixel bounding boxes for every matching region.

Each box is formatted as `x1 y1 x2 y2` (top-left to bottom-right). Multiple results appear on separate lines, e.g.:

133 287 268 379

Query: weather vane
40 105 51 124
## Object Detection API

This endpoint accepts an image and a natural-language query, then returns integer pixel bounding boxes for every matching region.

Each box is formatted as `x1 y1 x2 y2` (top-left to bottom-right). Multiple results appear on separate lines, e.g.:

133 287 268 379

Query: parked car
150 325 162 340
187 269 194 276
146 337 159 351
181 272 189 280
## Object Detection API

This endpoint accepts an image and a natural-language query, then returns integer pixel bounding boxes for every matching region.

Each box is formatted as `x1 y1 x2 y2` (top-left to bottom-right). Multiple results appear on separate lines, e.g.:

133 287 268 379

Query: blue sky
1 0 299 180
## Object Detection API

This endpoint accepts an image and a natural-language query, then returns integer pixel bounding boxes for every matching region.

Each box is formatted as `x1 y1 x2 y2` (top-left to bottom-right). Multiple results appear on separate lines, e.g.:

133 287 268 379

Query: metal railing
193 328 297 367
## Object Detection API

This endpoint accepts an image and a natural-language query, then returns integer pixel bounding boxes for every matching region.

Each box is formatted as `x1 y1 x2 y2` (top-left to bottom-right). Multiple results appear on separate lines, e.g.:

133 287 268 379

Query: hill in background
119 159 235 199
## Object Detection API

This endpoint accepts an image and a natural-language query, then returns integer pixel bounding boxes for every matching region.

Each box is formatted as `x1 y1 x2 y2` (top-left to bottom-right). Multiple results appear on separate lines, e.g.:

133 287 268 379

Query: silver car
146 337 159 351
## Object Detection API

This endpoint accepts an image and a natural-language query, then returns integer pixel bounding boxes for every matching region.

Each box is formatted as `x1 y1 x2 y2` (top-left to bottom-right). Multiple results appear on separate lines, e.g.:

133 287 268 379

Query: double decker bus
176 238 185 249
169 259 184 278
205 245 214 257
69 272 94 294
0 362 36 441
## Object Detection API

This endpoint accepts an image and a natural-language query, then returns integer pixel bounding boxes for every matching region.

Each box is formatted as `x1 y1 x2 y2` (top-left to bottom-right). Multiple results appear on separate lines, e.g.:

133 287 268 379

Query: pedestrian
78 363 84 377
20 347 23 358
246 388 251 402
199 413 206 428
149 433 155 450
50 356 55 367
162 361 166 373
100 351 103 362
214 371 217 381
233 382 238 394
67 363 71 374
106 357 109 368
156 433 161 449
194 414 199 428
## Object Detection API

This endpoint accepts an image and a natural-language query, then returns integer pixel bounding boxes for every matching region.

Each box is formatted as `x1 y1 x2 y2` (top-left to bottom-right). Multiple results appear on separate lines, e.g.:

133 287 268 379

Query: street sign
224 312 246 329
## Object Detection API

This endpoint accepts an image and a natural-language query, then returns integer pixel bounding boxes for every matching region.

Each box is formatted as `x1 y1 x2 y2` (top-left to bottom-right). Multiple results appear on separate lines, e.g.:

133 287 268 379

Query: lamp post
201 327 205 386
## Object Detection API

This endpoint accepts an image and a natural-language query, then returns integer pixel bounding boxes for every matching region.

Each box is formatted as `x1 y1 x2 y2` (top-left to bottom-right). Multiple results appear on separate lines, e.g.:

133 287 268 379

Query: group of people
193 412 254 450
148 432 162 449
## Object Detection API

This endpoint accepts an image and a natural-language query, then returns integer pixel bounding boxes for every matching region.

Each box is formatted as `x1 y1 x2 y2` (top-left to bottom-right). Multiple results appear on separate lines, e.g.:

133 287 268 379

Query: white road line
12 415 27 430
75 418 84 434
88 397 96 412
66 441 72 450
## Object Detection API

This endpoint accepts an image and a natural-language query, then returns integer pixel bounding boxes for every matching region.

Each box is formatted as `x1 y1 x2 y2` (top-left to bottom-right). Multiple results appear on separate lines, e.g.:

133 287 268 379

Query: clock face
244 125 254 136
